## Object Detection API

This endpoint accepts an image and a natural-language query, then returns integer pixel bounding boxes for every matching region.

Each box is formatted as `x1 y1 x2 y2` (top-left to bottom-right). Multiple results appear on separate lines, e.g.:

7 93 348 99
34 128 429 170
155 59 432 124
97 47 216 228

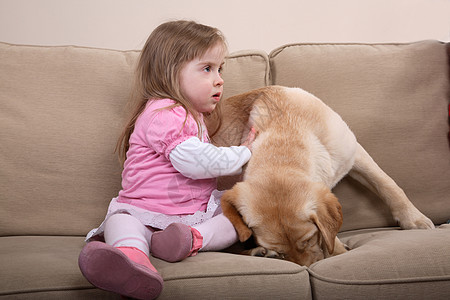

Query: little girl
78 20 255 300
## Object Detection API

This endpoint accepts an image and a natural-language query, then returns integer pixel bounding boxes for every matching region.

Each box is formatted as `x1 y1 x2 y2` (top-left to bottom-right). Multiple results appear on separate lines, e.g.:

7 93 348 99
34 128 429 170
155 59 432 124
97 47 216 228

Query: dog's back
243 86 357 188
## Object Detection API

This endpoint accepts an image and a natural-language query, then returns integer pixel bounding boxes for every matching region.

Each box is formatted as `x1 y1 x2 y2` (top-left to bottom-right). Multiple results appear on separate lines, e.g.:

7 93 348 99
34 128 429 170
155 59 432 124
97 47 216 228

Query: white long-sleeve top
170 137 251 180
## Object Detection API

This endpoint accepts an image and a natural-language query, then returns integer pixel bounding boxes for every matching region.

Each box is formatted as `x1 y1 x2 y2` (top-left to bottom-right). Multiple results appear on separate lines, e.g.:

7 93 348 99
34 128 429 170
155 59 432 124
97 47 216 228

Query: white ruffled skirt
86 190 225 242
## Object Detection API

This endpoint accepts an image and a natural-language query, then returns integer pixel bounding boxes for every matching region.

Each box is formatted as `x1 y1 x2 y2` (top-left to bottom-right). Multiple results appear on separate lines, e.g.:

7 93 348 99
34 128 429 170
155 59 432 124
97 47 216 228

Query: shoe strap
188 227 203 257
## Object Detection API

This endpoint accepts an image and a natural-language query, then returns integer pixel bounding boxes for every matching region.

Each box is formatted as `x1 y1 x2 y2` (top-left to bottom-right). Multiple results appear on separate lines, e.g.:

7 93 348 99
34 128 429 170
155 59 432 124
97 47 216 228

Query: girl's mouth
213 92 221 101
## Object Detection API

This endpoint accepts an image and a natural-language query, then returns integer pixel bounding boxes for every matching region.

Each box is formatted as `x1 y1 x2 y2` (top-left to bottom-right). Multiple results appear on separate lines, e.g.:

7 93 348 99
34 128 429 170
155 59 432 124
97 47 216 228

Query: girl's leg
104 213 154 256
151 213 238 262
193 213 238 251
151 223 203 262
78 214 163 300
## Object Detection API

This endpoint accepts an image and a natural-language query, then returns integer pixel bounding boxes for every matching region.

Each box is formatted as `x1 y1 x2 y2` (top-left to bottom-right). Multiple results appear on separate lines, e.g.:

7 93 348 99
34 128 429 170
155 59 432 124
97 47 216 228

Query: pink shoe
151 223 203 262
78 241 163 300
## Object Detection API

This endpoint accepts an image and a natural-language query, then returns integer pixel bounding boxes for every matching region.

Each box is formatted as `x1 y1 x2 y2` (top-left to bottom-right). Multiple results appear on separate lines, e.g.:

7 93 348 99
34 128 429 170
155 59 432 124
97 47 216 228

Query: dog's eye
296 240 308 251
297 235 319 250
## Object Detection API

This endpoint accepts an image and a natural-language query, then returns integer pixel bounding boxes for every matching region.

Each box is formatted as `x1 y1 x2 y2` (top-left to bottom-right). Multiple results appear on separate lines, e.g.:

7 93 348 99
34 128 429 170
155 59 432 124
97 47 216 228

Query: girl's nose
215 73 224 86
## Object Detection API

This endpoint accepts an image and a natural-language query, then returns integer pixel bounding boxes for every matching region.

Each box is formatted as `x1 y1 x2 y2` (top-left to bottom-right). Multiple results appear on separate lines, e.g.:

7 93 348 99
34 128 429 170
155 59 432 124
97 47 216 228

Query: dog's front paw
334 237 350 255
247 246 284 259
401 216 435 229
396 207 435 229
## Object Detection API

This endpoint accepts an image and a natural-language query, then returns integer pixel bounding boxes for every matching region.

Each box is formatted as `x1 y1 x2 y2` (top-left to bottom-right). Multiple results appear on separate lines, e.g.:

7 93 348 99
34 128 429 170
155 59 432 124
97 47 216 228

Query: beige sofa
1 40 449 299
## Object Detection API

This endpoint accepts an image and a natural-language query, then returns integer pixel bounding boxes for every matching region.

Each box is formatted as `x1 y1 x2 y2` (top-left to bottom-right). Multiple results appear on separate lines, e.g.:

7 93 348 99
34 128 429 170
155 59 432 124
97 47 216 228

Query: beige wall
0 0 449 53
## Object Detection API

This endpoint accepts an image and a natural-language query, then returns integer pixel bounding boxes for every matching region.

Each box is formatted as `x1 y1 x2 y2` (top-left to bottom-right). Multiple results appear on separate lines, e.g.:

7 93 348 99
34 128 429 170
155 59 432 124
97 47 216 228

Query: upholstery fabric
0 236 311 299
0 43 136 236
309 225 450 299
1 40 449 299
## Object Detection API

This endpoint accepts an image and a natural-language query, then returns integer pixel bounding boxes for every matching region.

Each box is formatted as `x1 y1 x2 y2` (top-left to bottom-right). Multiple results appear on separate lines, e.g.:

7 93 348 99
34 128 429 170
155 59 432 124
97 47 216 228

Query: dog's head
221 179 343 266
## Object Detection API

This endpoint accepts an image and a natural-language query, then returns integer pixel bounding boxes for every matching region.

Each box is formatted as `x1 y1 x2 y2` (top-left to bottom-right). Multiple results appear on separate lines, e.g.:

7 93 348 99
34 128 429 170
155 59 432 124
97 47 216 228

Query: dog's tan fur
208 86 434 266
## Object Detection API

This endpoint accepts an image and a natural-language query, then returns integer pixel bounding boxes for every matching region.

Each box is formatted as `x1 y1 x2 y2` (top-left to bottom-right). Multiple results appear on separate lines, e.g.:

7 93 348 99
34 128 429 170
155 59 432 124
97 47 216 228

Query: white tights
104 213 238 256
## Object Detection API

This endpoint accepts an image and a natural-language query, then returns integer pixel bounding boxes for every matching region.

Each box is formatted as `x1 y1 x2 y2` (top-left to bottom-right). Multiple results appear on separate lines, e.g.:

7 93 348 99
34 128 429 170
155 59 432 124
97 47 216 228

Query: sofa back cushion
0 42 269 236
269 41 450 231
222 50 270 99
0 43 137 236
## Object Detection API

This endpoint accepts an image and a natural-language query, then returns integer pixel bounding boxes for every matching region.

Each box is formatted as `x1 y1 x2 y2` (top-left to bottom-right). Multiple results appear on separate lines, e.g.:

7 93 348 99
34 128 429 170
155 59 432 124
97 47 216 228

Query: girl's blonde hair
116 20 227 164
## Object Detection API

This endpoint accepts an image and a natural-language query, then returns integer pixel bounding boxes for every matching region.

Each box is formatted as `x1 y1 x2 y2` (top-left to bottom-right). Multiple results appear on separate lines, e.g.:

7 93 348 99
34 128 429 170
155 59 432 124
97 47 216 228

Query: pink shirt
118 99 216 215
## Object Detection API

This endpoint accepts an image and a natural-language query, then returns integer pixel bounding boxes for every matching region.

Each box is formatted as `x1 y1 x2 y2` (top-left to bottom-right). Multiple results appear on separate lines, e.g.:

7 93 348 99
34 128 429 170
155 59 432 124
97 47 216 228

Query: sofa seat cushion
154 251 311 299
309 225 450 299
0 236 116 299
0 236 311 299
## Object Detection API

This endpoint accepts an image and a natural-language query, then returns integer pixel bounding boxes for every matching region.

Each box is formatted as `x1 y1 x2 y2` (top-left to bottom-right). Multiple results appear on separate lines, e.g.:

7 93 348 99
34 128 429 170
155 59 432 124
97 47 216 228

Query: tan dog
208 86 434 266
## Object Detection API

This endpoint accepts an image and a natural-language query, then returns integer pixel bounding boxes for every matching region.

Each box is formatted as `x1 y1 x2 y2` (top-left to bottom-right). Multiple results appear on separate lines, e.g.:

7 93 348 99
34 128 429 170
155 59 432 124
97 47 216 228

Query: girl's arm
169 129 255 180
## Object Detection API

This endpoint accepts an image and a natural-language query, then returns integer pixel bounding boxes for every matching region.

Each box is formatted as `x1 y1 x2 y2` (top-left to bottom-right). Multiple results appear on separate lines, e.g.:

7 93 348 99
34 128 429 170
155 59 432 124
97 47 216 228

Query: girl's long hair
116 20 227 165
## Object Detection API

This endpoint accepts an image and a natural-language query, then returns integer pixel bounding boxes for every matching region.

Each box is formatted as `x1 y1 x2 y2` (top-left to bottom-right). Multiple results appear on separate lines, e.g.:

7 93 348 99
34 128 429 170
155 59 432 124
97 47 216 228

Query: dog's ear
221 184 253 242
311 187 343 254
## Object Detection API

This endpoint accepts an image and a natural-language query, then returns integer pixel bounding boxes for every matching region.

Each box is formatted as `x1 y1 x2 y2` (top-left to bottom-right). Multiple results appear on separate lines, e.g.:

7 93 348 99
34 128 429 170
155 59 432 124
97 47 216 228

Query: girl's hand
241 127 257 151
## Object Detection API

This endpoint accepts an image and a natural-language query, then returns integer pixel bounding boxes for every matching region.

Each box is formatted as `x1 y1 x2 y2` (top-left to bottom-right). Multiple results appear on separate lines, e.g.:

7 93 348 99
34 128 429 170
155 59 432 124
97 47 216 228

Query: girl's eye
218 67 223 74
204 66 211 72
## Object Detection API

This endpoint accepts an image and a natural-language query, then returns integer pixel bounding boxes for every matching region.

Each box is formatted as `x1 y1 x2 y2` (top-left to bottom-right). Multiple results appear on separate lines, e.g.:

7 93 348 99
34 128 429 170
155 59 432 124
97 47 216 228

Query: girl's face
179 43 225 114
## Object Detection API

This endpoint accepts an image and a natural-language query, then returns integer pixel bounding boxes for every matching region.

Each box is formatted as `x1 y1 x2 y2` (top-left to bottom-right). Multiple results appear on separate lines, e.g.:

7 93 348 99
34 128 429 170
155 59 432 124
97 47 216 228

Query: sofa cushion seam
0 286 98 296
268 40 437 59
164 268 308 281
307 269 450 285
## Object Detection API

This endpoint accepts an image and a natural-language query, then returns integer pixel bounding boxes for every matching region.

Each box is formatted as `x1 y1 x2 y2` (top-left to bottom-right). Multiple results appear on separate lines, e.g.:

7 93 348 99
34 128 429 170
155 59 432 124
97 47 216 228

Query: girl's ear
221 184 253 242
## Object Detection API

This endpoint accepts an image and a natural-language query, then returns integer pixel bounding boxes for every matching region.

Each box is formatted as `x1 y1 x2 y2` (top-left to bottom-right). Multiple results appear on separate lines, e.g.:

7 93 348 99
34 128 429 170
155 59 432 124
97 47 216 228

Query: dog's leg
334 237 350 254
348 143 434 229
244 247 284 259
